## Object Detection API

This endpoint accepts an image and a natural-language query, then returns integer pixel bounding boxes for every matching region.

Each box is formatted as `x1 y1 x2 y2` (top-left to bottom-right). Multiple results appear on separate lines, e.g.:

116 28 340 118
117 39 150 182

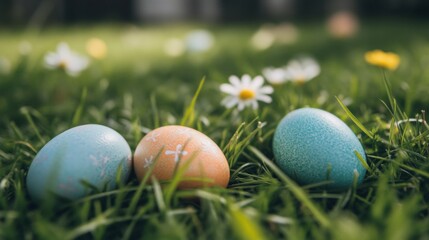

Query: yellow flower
86 38 107 59
364 50 400 70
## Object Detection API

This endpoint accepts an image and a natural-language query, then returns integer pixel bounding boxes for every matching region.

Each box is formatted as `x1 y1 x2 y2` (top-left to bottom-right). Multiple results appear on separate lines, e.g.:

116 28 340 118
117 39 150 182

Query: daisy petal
251 100 258 110
229 75 241 87
305 65 320 79
57 43 71 57
256 94 272 103
223 96 239 108
220 83 239 95
67 57 89 75
251 75 264 89
259 86 274 94
65 69 80 77
241 74 251 87
44 53 59 67
221 95 233 105
237 102 245 111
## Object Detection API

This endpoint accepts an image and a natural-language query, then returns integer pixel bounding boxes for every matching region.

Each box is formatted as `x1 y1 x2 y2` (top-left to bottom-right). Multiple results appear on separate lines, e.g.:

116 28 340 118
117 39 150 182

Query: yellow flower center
239 89 255 100
58 60 68 69
294 75 306 85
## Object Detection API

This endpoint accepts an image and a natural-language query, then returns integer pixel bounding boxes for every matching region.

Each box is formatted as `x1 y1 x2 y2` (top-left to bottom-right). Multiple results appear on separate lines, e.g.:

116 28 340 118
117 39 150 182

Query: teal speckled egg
273 108 366 190
27 124 132 201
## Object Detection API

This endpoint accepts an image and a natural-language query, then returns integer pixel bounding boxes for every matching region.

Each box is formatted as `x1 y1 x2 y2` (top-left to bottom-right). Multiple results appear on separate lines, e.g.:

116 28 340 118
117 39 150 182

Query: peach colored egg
134 125 230 188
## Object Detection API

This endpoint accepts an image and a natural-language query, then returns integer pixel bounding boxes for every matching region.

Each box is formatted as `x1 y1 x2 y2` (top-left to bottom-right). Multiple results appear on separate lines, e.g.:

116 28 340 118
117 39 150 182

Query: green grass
1 20 429 239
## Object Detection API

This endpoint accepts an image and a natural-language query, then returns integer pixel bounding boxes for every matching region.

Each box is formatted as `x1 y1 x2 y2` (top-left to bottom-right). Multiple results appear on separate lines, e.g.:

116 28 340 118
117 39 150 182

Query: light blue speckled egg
273 108 367 190
27 124 132 201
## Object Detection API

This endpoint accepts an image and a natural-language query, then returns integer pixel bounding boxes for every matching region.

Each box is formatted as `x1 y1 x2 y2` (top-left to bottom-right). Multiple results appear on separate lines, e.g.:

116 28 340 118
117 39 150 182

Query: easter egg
27 124 132 201
134 125 230 188
273 108 367 190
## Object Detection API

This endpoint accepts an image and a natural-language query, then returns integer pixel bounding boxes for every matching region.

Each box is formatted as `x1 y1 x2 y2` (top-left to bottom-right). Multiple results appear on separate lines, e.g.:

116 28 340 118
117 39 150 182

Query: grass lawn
1 20 429 239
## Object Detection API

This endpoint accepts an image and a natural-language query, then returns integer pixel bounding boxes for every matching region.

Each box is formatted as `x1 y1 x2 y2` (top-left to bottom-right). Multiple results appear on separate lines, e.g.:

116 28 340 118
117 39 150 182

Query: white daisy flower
164 38 185 57
44 42 89 77
283 57 320 85
220 75 274 111
185 30 214 53
262 67 288 85
250 28 275 51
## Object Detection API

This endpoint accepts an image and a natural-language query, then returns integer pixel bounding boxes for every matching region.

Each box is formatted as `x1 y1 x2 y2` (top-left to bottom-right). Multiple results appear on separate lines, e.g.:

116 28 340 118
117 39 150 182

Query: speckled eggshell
273 108 367 190
134 125 230 188
27 124 132 201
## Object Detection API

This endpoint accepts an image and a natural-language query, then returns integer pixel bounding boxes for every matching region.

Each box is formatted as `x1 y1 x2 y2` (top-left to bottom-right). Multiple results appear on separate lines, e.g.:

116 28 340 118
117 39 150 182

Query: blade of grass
72 87 87 126
381 71 407 121
354 150 371 173
224 118 262 168
228 203 266 240
67 209 114 239
20 107 46 144
152 177 166 212
9 122 24 140
126 147 164 215
14 141 37 154
336 96 374 139
370 155 429 178
132 118 142 146
150 93 160 129
122 206 150 240
249 146 331 228
164 141 197 207
181 77 205 127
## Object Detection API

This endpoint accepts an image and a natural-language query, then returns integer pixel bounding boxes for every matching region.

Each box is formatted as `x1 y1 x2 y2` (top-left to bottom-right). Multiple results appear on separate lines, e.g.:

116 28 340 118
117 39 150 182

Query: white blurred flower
19 41 32 55
262 67 288 85
337 95 353 106
164 38 185 57
199 116 210 126
317 90 329 105
283 57 320 84
327 11 359 39
220 75 274 111
272 23 299 45
251 23 299 51
0 178 9 190
0 57 11 74
44 42 89 77
250 28 275 51
185 30 214 53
